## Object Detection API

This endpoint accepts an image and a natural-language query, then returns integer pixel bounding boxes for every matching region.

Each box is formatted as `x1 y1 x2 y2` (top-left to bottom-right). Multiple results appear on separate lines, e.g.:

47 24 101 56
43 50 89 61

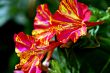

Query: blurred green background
0 0 110 73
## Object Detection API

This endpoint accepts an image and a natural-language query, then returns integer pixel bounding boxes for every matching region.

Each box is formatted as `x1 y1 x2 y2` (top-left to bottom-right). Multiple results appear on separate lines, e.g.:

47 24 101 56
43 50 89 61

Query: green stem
100 58 110 73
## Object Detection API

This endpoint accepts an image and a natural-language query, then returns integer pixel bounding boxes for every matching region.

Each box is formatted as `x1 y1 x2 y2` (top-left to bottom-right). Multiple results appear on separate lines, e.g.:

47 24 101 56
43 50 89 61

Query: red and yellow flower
14 32 60 73
33 0 103 44
52 0 103 43
14 0 103 73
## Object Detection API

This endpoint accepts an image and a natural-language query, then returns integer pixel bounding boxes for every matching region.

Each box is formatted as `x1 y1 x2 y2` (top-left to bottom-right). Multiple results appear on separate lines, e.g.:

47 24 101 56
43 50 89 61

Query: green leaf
49 60 62 73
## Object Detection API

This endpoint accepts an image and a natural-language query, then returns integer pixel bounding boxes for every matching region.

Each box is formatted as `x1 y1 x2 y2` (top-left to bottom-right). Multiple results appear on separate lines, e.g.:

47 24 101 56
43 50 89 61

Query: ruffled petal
70 25 87 42
34 4 52 29
53 0 80 23
14 32 35 52
78 2 91 21
32 29 56 48
57 24 87 43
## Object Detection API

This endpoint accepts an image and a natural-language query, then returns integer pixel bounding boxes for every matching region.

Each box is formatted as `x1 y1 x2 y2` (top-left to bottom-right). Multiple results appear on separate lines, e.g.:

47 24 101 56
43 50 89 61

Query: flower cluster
14 0 103 73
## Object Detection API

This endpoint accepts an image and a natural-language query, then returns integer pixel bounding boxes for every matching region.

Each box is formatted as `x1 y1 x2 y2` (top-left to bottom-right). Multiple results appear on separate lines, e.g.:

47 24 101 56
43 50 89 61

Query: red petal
53 0 80 23
14 32 34 47
32 29 56 48
15 42 30 52
70 25 87 42
28 60 42 73
34 4 52 29
29 66 41 73
14 32 35 52
57 29 74 43
78 2 91 21
21 55 42 73
57 25 86 43
33 4 56 48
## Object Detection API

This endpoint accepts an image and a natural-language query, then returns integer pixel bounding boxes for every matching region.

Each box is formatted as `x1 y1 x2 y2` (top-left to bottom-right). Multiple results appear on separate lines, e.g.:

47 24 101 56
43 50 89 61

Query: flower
33 2 86 44
14 32 43 73
33 0 103 44
34 4 52 29
33 4 56 48
14 32 60 73
52 0 103 43
14 0 103 72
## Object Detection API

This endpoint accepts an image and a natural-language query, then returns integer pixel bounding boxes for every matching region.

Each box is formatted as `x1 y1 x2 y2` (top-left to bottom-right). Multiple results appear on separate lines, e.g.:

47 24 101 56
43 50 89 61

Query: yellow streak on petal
35 58 40 66
34 18 49 27
15 48 21 57
21 59 27 64
59 2 80 20
15 35 27 46
32 29 45 35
